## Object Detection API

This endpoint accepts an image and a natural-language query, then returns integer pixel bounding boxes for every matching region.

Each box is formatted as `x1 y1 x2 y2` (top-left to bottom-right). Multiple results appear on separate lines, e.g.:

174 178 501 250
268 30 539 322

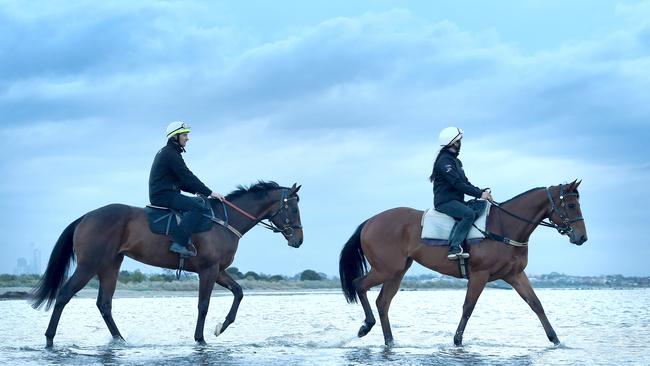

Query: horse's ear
568 179 577 191
575 179 582 190
290 183 302 195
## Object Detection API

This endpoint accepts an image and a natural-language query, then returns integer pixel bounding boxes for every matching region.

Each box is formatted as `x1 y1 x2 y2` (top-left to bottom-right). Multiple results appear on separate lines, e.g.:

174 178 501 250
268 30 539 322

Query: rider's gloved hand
481 189 493 201
209 191 225 201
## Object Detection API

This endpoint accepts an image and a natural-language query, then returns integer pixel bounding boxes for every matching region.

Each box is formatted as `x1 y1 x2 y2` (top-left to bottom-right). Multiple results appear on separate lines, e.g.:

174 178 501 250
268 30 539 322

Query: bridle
264 188 303 237
220 188 302 238
545 184 584 235
491 184 583 236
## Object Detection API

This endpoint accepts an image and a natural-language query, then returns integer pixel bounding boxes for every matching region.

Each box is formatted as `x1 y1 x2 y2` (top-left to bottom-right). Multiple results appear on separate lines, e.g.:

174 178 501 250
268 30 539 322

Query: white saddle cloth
420 200 491 241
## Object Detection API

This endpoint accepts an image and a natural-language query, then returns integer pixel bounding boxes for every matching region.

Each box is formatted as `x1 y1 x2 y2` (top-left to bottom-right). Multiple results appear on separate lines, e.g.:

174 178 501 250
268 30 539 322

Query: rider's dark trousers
152 193 208 247
435 200 476 248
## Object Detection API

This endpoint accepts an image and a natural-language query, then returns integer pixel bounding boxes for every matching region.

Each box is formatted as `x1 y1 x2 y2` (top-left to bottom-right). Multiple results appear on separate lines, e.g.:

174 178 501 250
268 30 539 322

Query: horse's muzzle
570 233 588 246
288 237 303 248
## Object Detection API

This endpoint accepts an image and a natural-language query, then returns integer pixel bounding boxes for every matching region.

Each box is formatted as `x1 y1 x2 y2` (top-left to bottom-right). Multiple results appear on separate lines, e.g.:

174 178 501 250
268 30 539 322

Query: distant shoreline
2 271 648 301
3 284 648 301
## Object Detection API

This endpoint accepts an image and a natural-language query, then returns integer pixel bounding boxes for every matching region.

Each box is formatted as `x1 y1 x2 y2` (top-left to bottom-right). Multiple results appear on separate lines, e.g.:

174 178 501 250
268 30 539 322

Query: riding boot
447 244 463 260
170 210 201 257
169 242 197 257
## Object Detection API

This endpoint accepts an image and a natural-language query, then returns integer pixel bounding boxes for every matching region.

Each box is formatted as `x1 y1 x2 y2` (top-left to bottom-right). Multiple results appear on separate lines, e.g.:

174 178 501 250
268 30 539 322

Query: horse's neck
228 193 277 235
497 189 549 242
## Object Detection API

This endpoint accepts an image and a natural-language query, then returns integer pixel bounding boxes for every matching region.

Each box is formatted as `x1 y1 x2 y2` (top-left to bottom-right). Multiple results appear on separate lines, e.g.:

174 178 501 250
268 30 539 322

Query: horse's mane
225 180 282 201
499 187 545 205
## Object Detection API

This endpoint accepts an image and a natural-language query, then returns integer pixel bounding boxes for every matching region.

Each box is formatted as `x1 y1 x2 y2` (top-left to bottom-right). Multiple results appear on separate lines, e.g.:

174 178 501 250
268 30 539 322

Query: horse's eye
568 204 576 209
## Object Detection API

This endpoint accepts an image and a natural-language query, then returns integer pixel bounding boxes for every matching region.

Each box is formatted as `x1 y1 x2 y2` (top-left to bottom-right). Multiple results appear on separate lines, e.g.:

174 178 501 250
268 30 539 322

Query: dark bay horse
339 180 587 347
32 181 303 347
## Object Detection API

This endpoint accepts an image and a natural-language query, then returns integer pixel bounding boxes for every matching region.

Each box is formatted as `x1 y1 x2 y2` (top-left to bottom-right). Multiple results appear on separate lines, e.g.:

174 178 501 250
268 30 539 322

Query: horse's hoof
195 338 207 346
45 338 53 348
357 321 374 338
384 339 394 347
551 337 561 346
214 322 223 337
453 337 463 347
357 326 368 338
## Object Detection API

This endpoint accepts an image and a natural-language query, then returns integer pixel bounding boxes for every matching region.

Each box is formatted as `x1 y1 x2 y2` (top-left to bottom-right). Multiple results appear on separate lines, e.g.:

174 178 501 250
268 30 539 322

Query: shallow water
1 288 648 365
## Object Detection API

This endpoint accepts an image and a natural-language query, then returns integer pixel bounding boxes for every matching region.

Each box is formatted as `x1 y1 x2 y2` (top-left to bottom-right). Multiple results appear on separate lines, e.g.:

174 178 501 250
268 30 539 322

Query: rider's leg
436 200 476 259
167 194 206 257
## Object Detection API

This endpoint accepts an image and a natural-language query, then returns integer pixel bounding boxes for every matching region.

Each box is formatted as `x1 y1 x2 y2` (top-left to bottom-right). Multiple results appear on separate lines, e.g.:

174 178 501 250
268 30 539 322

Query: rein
218 188 302 237
490 184 583 236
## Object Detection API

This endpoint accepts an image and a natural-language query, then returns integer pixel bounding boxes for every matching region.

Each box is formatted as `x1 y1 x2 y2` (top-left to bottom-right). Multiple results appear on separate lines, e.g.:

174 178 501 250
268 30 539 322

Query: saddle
420 199 490 245
144 197 213 236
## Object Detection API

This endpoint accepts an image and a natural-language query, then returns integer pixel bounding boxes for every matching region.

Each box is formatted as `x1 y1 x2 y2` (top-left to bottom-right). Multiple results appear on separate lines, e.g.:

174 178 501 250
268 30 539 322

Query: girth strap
206 215 243 238
484 231 528 247
472 224 528 247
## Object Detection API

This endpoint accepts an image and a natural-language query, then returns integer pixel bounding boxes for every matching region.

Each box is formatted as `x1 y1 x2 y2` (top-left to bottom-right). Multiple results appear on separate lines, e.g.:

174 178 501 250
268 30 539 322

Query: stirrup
447 246 469 260
457 246 470 259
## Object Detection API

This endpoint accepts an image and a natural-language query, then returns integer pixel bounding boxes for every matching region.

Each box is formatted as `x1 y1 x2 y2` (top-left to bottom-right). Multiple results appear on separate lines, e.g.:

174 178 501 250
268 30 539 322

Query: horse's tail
31 216 83 310
339 220 369 304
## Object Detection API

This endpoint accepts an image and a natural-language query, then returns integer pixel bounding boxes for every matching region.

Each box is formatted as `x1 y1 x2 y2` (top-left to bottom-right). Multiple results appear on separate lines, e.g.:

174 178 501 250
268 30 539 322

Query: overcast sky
1 0 649 277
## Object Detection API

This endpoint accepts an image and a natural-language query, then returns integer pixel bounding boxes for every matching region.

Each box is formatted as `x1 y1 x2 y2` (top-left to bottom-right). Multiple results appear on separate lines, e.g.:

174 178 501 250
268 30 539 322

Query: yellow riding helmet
166 121 191 138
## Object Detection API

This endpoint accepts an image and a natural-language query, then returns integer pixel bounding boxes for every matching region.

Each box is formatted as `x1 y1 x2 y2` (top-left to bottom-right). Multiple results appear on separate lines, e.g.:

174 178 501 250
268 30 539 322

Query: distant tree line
0 269 329 287
225 267 327 281
115 267 329 284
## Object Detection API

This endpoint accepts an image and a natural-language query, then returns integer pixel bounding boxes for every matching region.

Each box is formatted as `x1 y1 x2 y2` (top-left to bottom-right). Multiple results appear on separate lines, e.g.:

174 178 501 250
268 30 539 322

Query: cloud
1 3 649 275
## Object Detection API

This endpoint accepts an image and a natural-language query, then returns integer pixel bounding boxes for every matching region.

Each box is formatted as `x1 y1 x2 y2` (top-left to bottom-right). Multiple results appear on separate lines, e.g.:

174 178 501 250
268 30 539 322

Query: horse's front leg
194 265 219 344
505 271 560 345
453 271 489 346
213 270 243 336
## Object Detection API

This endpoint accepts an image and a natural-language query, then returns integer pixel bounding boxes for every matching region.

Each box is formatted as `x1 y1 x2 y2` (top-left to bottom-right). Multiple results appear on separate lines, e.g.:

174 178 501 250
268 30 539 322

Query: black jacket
149 140 212 204
432 148 483 207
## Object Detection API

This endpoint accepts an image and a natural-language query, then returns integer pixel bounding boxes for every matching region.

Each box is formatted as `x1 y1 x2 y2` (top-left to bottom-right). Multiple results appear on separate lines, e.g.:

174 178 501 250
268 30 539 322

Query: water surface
1 288 647 365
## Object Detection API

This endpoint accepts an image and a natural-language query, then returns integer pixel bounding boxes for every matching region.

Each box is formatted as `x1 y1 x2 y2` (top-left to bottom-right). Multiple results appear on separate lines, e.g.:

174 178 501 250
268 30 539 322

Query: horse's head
268 183 304 248
547 180 588 245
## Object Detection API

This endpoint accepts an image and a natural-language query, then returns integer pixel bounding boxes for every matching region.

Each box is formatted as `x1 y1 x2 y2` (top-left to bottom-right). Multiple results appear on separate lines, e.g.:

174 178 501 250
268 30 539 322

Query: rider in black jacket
149 122 224 257
430 127 492 260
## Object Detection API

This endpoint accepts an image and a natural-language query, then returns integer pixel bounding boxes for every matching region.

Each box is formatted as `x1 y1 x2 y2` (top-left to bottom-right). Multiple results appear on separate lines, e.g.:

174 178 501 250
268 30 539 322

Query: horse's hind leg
376 258 412 347
453 270 489 346
354 269 390 338
45 267 96 347
505 272 560 345
96 256 125 341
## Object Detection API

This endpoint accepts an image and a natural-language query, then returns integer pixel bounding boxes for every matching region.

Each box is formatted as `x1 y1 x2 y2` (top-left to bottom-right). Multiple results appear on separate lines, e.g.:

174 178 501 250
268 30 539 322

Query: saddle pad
144 206 213 236
420 200 490 243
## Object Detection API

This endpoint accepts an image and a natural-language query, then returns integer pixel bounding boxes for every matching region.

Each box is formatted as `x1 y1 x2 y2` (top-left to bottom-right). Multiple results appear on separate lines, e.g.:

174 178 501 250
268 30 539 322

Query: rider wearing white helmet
149 122 224 257
429 127 493 260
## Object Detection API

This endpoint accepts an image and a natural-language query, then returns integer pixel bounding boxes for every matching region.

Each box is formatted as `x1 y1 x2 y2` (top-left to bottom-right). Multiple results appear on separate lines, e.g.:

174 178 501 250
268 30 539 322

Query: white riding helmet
166 121 191 138
438 127 463 147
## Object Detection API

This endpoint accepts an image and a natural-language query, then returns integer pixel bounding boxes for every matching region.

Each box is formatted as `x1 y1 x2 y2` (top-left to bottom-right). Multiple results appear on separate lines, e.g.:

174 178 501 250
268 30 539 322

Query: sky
1 0 649 277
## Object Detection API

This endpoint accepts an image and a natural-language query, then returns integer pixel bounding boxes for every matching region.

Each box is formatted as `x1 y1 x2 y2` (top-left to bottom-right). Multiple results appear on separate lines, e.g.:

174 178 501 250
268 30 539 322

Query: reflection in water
344 346 535 366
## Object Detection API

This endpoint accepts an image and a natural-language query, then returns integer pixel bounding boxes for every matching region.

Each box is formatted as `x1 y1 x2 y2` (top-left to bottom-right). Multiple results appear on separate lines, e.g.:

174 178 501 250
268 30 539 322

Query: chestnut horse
32 181 303 347
339 180 587 347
